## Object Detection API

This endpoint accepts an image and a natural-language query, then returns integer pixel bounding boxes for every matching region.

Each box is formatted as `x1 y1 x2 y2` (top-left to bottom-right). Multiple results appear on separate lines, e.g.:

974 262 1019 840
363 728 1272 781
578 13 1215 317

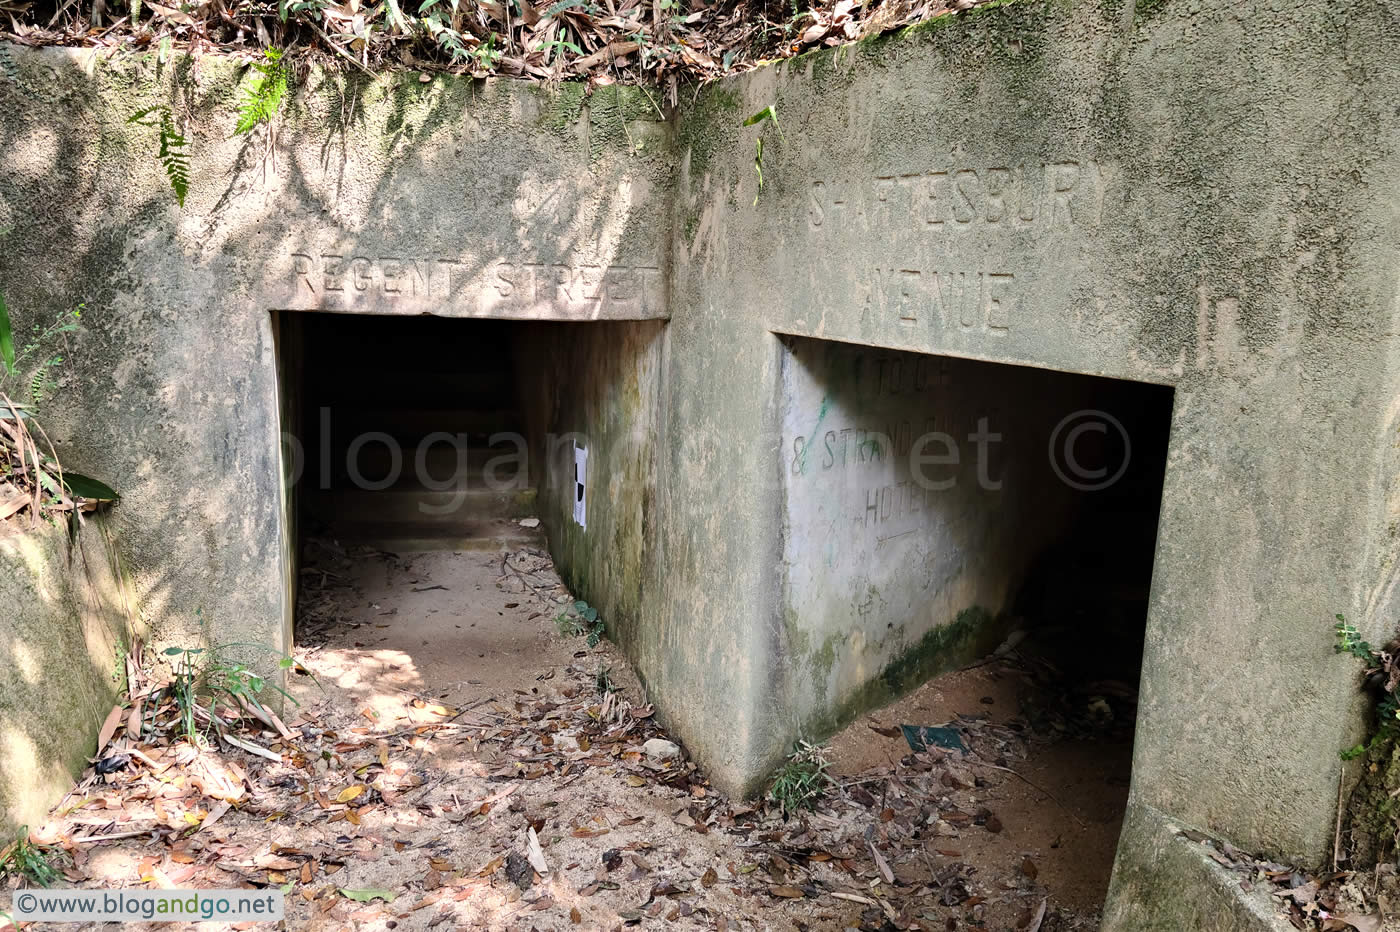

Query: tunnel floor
278 536 1111 930
825 648 1134 926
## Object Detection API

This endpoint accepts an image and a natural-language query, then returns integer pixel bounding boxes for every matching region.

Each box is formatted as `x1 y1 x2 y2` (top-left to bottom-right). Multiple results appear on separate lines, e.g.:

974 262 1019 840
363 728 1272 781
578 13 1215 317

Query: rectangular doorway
778 334 1174 921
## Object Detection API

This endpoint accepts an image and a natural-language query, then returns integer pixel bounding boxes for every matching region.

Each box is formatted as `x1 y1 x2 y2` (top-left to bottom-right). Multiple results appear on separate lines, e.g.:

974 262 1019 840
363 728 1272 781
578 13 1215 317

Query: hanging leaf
0 291 13 375
62 472 120 502
742 105 779 129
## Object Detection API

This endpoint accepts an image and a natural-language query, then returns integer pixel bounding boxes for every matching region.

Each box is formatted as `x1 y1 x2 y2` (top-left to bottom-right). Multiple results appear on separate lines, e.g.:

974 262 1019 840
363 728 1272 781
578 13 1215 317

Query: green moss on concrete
797 606 1009 741
542 80 588 136
678 79 749 183
587 84 660 162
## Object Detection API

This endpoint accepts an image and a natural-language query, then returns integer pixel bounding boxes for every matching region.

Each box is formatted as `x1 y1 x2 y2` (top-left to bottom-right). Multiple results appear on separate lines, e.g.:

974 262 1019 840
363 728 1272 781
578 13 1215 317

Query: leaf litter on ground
2 0 999 107
0 541 1344 931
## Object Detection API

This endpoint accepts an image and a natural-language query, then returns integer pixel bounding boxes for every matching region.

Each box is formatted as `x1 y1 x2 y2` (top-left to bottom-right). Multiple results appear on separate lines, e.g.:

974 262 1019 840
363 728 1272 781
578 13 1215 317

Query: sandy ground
4 540 1131 932
825 664 1131 918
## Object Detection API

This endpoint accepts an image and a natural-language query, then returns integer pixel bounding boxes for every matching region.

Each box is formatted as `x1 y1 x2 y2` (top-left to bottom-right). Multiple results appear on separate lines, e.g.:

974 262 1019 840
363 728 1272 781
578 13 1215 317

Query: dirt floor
2 541 1136 931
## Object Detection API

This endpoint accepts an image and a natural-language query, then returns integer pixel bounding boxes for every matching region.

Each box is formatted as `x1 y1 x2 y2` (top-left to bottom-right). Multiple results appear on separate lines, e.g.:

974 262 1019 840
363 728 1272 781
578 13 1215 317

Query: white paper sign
573 442 587 529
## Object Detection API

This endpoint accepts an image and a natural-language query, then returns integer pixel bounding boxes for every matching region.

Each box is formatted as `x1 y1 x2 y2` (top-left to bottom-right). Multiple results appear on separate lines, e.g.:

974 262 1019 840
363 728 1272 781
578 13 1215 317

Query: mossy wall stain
513 321 664 655
798 606 1007 740
0 516 137 836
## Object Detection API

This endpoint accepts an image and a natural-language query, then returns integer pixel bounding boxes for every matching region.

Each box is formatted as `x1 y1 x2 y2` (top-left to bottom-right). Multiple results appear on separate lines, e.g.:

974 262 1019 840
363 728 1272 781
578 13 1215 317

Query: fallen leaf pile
2 0 996 102
1183 831 1386 932
0 402 114 533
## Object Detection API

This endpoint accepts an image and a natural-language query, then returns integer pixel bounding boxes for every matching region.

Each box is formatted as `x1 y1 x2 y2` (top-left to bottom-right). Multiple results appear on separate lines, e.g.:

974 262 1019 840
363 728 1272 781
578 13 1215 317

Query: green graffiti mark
796 396 831 476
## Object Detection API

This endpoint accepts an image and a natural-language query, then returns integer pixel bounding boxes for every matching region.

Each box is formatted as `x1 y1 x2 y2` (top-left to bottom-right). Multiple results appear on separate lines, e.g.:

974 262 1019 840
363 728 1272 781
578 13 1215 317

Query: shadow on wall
0 43 669 677
0 514 139 837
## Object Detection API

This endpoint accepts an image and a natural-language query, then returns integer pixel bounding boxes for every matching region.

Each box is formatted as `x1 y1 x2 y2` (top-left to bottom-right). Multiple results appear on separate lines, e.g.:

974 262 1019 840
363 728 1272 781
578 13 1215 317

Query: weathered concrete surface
0 516 137 836
3 0 1400 920
0 46 673 666
778 337 1094 736
1103 804 1293 932
672 0 1400 877
515 320 665 652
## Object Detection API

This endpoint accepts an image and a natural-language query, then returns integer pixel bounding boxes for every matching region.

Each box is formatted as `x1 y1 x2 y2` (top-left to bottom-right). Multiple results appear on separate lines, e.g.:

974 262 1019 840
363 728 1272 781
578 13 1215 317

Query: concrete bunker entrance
274 309 663 686
292 313 543 553
779 335 1174 913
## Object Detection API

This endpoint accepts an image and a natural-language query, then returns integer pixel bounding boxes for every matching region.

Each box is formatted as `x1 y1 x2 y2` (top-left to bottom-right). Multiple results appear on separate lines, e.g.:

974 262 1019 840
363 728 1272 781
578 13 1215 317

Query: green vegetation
743 105 784 206
1336 613 1400 865
555 599 605 647
234 49 290 135
159 640 302 746
0 828 65 887
129 48 288 209
1336 614 1400 761
768 741 833 816
0 295 117 522
0 302 80 408
594 665 617 695
127 106 190 207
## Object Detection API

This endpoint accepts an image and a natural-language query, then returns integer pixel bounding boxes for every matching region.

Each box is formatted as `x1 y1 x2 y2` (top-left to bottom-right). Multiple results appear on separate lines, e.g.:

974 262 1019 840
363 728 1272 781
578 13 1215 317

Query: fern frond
157 112 190 207
234 49 288 135
129 105 191 207
34 467 59 497
29 368 47 407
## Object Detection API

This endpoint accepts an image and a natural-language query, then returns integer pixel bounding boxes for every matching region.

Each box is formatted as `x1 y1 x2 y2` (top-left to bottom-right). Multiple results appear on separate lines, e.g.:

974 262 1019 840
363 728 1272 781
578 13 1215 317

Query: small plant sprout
159 641 304 748
595 665 617 695
768 740 833 816
555 599 605 647
743 105 784 206
0 828 65 887
1336 613 1372 661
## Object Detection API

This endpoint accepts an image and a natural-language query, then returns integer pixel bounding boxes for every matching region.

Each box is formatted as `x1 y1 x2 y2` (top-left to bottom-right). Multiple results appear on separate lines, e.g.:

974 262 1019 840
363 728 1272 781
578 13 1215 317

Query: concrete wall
0 516 137 836
777 337 1098 738
4 0 1400 921
672 0 1400 857
0 46 674 664
515 320 665 652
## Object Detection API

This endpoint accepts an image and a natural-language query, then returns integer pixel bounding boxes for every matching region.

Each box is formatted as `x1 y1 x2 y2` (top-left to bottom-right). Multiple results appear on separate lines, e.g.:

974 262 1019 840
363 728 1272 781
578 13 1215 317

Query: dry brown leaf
145 1 195 23
199 800 232 832
867 841 894 884
96 704 124 754
126 699 143 740
254 855 299 871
